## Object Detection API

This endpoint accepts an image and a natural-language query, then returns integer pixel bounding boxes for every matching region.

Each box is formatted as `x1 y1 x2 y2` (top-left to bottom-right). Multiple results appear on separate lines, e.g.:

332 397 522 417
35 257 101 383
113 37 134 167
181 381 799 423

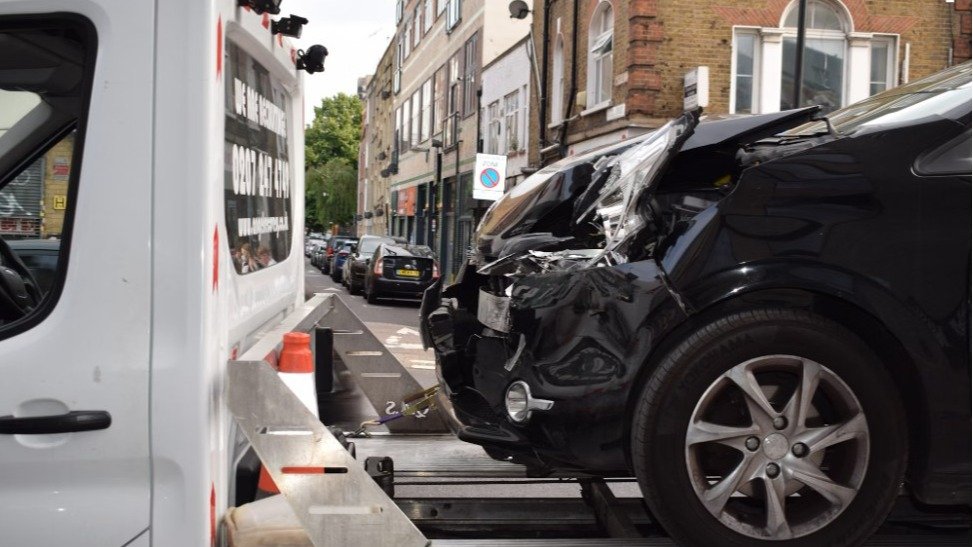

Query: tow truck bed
227 294 970 547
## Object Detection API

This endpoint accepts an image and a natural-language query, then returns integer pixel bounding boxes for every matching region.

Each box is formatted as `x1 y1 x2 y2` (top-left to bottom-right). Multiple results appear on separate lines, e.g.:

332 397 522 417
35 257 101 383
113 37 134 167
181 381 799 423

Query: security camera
272 14 308 38
238 0 282 15
508 0 530 19
296 45 328 74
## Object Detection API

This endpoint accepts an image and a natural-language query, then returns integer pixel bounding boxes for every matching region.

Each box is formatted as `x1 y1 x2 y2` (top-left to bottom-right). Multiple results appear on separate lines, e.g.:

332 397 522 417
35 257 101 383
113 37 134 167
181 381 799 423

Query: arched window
730 0 898 115
551 35 565 124
780 0 851 111
587 2 613 108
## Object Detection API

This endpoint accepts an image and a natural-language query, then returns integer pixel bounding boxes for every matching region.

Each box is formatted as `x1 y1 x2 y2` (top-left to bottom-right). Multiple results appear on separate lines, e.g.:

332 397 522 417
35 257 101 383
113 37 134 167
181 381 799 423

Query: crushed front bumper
420 261 686 473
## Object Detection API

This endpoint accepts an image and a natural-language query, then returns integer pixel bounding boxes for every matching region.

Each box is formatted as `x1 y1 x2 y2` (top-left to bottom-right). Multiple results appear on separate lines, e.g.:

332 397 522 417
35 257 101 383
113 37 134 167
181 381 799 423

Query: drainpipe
539 0 554 153
558 0 580 158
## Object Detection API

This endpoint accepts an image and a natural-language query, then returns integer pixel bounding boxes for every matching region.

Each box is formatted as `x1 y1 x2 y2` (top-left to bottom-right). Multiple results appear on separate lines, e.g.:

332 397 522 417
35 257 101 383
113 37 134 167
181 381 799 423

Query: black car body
343 235 405 294
363 243 439 303
421 64 971 545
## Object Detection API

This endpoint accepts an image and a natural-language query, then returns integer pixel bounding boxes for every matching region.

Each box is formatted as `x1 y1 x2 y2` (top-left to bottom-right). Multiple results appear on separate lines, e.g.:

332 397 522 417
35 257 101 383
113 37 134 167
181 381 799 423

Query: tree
307 158 357 230
304 93 362 231
305 93 362 170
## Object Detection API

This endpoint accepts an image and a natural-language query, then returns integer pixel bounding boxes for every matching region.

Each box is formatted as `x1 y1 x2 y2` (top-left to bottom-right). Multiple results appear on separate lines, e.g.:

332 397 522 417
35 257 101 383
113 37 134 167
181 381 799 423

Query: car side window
0 17 95 335
915 129 972 177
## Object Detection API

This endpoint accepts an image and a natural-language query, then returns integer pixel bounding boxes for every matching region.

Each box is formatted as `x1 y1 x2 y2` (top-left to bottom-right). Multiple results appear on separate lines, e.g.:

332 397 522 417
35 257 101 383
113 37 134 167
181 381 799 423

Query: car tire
630 308 906 547
349 278 360 295
366 285 379 304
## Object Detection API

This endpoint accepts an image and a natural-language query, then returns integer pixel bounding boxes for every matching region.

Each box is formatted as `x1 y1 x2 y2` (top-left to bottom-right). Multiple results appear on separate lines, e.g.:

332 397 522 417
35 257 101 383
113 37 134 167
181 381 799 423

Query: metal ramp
228 359 428 547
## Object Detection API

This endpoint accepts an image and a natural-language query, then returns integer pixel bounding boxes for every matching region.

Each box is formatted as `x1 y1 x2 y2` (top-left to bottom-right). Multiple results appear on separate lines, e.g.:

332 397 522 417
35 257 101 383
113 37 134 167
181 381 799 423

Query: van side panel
150 1 304 545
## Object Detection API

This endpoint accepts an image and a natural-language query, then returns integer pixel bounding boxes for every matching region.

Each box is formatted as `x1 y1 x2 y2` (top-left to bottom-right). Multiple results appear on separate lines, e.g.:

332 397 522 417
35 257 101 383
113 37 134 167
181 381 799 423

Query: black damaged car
420 63 971 545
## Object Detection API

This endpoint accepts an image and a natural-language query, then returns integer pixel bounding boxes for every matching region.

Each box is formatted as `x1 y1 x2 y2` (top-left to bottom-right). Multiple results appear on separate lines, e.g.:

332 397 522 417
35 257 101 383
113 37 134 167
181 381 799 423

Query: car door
0 3 153 545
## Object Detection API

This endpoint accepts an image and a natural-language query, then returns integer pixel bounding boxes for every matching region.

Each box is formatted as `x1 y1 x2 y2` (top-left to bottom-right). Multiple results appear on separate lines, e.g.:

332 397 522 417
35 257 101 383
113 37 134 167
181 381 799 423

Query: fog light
504 381 554 424
505 382 529 423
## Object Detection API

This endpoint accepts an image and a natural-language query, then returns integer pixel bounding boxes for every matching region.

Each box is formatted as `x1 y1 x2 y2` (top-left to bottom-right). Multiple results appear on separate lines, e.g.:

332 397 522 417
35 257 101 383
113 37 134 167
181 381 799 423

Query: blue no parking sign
473 153 507 201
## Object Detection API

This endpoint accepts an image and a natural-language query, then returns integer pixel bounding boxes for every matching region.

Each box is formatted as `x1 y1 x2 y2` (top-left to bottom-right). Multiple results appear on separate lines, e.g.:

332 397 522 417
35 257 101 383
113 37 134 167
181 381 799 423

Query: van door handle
0 410 111 434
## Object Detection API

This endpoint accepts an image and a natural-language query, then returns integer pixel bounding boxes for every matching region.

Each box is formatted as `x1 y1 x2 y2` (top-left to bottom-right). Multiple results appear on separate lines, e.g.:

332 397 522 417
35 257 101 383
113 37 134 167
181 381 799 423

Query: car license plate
396 269 420 278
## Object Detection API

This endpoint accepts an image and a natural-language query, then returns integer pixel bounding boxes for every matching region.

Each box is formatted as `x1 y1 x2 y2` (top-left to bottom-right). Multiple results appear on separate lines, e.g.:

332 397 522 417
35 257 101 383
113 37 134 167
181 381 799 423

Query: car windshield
780 62 971 137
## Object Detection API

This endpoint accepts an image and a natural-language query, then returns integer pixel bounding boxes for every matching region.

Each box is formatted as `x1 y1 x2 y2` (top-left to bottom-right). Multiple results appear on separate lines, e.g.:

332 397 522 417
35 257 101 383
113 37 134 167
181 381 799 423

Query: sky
288 0 398 124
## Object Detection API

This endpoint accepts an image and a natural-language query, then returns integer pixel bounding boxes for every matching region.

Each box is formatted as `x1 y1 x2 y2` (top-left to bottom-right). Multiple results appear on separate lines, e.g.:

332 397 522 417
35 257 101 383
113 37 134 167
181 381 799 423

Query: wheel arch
623 286 928 494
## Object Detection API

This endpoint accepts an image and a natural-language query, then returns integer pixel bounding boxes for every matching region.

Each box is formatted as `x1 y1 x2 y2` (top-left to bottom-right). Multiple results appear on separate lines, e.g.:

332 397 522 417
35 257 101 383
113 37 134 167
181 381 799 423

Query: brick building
359 0 529 276
529 0 971 165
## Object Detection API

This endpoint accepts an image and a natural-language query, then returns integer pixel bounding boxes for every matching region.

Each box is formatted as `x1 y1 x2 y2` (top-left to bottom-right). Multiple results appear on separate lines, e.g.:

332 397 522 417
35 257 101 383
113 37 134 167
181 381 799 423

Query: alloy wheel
684 355 869 540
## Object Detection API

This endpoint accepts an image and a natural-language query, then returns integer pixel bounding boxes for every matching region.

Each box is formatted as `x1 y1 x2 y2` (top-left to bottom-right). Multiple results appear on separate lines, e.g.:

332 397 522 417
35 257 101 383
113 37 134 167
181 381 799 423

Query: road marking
346 351 384 356
410 364 436 370
395 343 425 350
360 372 402 379
397 327 420 336
410 359 435 365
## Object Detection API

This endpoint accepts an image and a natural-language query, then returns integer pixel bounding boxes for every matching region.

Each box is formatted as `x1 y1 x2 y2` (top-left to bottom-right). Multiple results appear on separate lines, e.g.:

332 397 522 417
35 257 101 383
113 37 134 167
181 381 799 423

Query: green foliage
304 93 362 231
305 93 362 170
307 158 357 229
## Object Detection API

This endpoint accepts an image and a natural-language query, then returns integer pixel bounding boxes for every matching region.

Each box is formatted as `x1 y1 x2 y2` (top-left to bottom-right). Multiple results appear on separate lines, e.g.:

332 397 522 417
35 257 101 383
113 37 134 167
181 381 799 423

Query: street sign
473 153 507 201
684 66 709 111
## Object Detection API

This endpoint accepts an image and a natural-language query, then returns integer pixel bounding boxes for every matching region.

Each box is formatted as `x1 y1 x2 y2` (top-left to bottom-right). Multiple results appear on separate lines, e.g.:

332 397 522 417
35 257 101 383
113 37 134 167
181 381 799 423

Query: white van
0 1 313 544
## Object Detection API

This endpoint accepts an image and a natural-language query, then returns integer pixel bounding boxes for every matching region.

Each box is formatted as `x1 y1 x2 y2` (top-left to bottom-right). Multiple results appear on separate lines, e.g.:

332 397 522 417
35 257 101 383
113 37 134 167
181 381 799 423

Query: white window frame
551 34 565 125
487 101 501 155
730 27 761 114
503 90 520 153
424 0 434 33
730 0 899 114
420 79 432 142
437 0 446 16
586 1 614 110
396 0 404 24
413 7 422 46
446 0 461 33
410 90 421 146
868 35 898 95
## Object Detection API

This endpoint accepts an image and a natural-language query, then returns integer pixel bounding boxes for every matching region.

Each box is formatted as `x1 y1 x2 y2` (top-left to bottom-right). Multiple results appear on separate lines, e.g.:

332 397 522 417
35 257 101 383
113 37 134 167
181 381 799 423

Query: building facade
481 36 533 188
357 41 396 237
529 0 971 165
362 0 530 277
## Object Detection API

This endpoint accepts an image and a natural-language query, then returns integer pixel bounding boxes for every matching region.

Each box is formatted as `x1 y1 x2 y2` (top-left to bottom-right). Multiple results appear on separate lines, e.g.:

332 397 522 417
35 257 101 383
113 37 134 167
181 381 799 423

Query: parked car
304 236 324 257
421 63 972 546
329 241 355 282
363 243 439 304
308 242 328 270
6 239 60 295
320 234 355 275
343 235 406 294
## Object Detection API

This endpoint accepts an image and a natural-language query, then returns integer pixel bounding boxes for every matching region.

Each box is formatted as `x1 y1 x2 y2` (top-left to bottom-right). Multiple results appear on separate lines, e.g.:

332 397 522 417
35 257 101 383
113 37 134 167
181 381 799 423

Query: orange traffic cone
255 332 318 500
277 332 318 417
